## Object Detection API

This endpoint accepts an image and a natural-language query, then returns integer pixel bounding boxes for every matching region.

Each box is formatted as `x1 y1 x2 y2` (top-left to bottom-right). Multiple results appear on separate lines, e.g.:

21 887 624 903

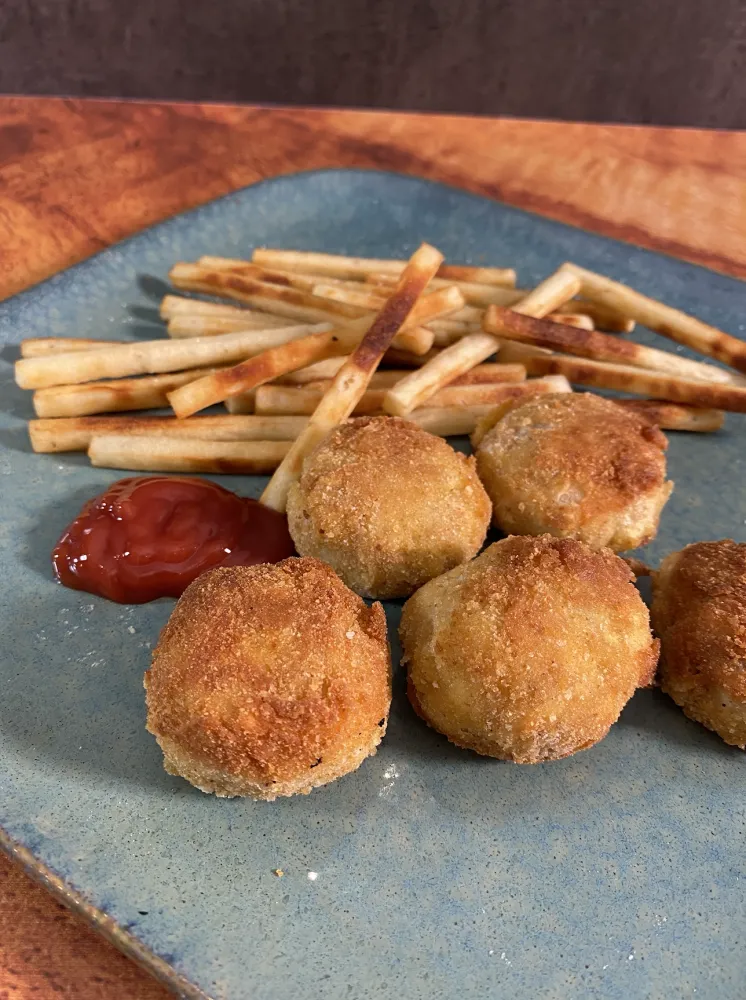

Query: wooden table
0 97 744 998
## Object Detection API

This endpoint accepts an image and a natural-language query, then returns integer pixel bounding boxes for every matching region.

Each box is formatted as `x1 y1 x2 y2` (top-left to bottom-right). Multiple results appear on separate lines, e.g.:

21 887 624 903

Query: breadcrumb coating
475 392 672 551
145 558 391 798
401 534 658 762
652 540 746 748
287 416 491 599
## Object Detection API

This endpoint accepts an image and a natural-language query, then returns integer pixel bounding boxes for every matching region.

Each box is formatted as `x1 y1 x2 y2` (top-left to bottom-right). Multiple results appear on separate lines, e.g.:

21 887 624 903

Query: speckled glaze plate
1 170 745 1000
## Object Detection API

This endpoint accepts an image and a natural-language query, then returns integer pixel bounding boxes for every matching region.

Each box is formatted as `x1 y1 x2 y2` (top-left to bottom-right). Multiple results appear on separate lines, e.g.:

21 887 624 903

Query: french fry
168 329 350 418
32 368 228 418
373 273 634 332
562 262 746 372
613 400 725 432
21 337 109 358
170 263 434 355
382 332 500 416
383 347 442 367
15 324 328 390
256 384 385 416
167 313 289 337
88 435 291 474
256 379 536 416
281 356 349 383
512 268 582 318
29 414 309 453
251 249 516 287
484 306 745 386
313 282 466 326
428 312 594 348
383 268 584 416
552 313 595 330
260 243 444 511
496 342 746 412
160 295 249 320
170 262 368 318
311 283 386 309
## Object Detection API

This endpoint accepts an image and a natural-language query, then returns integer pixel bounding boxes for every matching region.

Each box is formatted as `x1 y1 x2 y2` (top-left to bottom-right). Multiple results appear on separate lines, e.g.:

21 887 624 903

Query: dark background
1 0 745 127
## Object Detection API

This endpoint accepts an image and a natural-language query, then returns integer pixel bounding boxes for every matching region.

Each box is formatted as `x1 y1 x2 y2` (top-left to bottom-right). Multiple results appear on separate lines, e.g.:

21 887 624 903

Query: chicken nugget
401 534 658 762
475 393 672 551
145 558 391 799
652 540 746 748
287 416 491 599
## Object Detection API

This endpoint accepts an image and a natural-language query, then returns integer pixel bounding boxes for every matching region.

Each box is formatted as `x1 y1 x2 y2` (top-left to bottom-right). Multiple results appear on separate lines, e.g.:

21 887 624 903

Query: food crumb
273 869 284 878
345 630 355 639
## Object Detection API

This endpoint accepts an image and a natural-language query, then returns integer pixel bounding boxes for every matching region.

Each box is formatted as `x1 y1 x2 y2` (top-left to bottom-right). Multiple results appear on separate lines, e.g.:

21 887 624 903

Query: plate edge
1 165 743 310
0 824 210 1000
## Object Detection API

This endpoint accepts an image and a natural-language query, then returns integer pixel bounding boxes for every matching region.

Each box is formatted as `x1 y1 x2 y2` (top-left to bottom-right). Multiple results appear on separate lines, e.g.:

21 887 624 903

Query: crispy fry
251 249 516 287
552 313 595 330
20 337 108 358
382 332 500 416
512 268 582 318
383 269 585 416
484 306 745 386
260 243 444 511
614 400 725 432
169 262 433 355
428 311 592 347
313 282 465 326
311 283 386 309
15 324 328 390
167 313 289 337
160 295 249 320
88 435 291 474
168 329 349 419
256 379 538 416
563 262 746 372
496 342 746 412
373 274 633 331
29 414 309 453
256 384 385 416
32 368 228 418
170 262 368 318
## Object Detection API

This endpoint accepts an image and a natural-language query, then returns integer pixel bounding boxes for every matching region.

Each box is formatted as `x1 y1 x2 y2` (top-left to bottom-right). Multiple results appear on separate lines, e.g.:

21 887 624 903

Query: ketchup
52 477 295 603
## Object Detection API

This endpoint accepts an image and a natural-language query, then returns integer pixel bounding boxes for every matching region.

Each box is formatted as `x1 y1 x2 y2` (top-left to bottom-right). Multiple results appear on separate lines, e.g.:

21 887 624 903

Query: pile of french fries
15 244 746 502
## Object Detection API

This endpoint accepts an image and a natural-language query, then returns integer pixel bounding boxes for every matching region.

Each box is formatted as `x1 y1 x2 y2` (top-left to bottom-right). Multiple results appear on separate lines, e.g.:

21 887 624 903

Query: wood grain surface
1 98 745 307
1 97 744 999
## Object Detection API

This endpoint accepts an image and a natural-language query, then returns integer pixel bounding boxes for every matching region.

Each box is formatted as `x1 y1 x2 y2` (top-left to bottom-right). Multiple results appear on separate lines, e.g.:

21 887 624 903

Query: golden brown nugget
475 392 672 551
287 416 491 599
401 535 658 762
652 540 746 749
145 559 392 799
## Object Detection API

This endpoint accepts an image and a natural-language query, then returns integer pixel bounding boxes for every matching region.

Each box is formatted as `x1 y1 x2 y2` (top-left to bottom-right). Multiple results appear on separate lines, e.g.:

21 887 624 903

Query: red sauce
52 476 295 604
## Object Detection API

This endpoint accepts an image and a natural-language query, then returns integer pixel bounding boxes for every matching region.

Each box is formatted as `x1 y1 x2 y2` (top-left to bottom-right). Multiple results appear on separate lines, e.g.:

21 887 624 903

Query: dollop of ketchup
52 476 295 604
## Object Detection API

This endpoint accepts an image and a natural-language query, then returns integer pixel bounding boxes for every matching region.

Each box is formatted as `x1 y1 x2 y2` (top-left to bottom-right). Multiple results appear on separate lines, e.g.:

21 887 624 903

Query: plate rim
0 825 209 999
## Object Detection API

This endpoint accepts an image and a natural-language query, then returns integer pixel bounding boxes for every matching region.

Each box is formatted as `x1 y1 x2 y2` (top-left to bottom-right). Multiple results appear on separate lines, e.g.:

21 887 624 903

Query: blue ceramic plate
1 170 745 1000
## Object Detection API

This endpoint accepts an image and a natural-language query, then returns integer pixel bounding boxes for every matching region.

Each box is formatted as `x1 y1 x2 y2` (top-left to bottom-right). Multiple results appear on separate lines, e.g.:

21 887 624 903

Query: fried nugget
401 534 658 762
652 540 746 748
287 416 491 599
474 393 673 551
145 558 392 799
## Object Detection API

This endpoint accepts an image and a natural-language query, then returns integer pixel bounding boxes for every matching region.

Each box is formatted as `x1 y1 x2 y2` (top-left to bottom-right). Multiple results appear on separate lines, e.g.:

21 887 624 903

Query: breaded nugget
475 393 672 551
401 534 658 762
287 416 491 599
652 540 746 748
145 558 391 799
